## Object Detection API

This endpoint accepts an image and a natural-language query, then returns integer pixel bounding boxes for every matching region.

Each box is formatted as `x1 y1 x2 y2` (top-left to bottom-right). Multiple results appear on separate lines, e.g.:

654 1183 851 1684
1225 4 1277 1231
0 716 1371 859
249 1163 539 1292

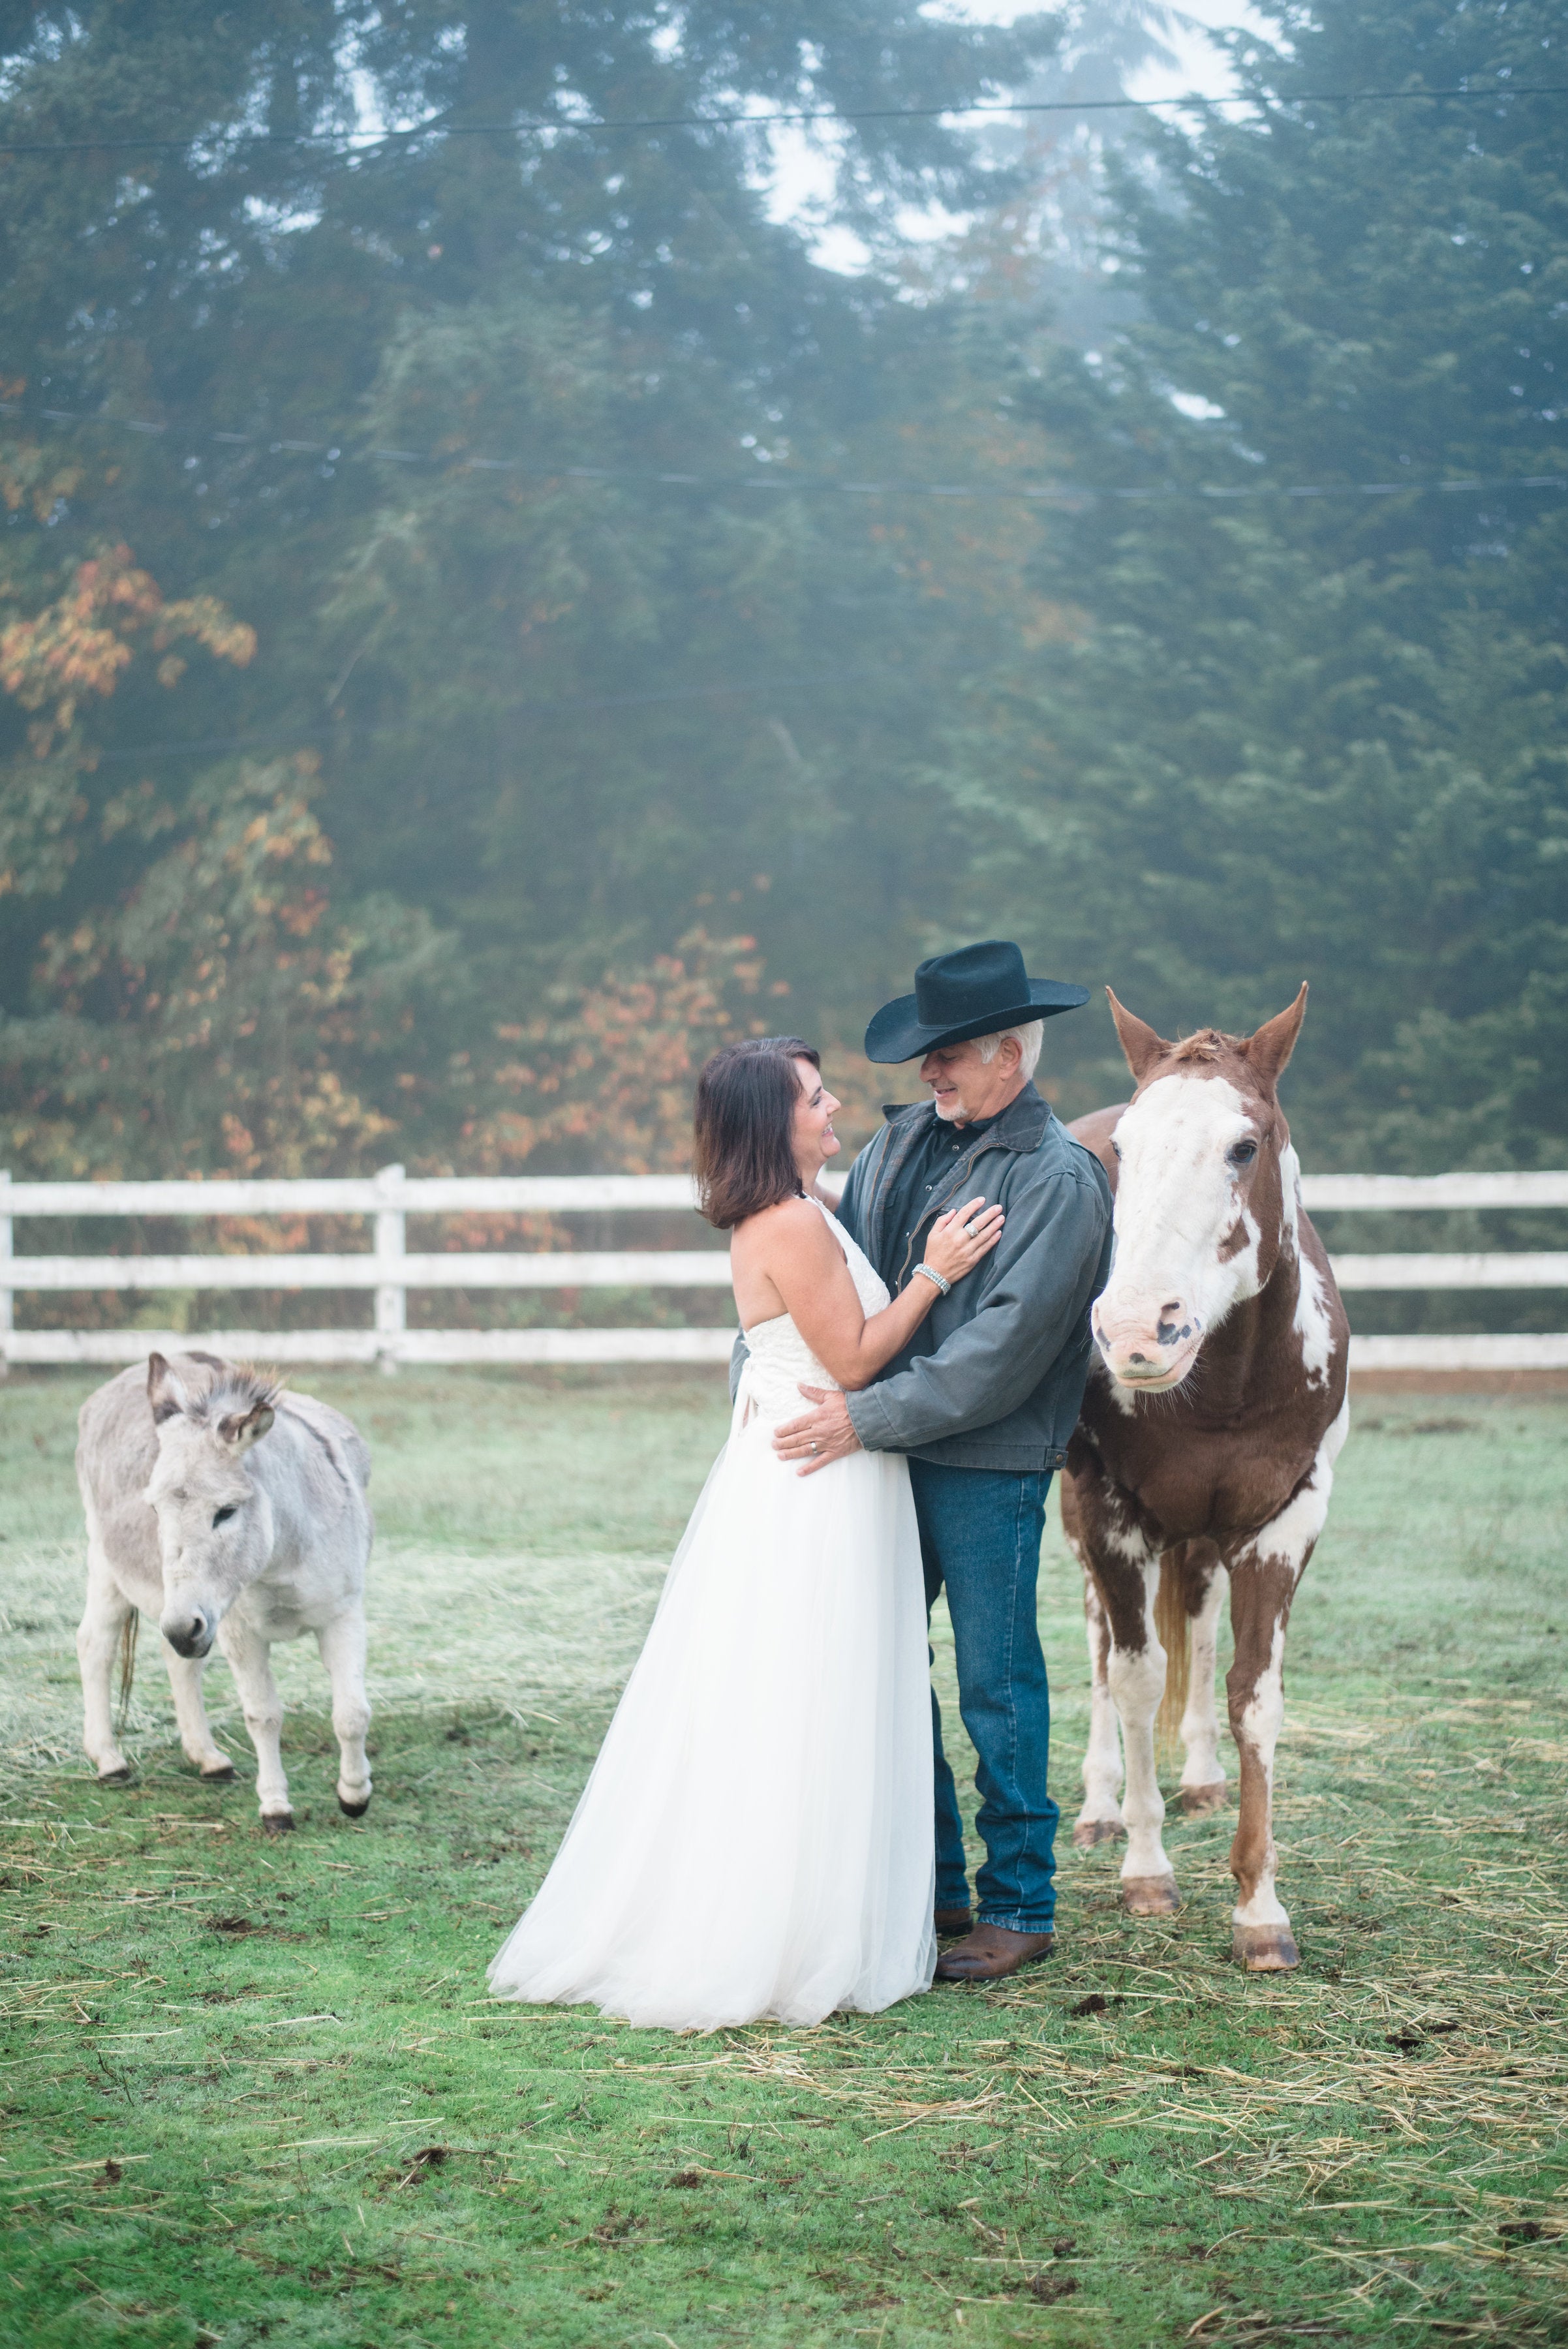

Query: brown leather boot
934 1922 1055 1982
934 1906 973 1937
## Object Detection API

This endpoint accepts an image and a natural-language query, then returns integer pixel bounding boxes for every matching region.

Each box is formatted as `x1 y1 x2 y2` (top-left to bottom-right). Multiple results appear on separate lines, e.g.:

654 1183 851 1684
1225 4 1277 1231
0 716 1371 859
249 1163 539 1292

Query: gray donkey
75 1351 373 1830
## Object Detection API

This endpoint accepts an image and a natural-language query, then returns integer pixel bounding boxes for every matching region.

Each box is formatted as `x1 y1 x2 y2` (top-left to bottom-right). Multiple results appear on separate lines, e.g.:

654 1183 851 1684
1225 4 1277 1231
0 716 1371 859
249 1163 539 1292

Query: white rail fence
1 1165 1566 1375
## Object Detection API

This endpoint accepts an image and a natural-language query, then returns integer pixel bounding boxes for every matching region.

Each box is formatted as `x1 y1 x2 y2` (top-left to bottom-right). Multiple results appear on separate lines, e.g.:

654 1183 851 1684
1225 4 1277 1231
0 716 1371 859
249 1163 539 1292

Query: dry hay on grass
3 1379 1565 2343
1 1535 669 1770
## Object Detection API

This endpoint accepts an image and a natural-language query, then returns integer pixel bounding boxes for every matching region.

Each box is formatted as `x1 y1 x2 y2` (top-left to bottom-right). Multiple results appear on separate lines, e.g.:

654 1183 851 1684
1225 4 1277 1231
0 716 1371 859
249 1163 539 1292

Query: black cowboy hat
864 939 1090 1064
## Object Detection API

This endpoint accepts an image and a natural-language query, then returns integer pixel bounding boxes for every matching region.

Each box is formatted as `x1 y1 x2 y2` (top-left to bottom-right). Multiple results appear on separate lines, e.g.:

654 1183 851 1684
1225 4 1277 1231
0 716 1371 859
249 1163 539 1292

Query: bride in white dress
488 1036 1003 2031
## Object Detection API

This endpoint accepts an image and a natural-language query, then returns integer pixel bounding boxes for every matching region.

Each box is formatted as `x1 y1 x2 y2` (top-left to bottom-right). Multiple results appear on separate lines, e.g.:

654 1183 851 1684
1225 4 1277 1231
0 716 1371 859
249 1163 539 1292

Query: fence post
373 1163 407 1377
0 1171 10 1381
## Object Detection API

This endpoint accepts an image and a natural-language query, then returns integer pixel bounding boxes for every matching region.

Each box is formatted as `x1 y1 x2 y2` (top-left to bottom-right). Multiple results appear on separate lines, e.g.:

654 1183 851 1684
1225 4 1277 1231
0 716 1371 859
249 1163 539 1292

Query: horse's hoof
1233 1922 1299 1971
96 1764 133 1787
1178 1783 1228 1815
338 1794 371 1819
260 1811 295 1835
200 1762 238 1783
1072 1819 1126 1850
1122 1874 1180 1917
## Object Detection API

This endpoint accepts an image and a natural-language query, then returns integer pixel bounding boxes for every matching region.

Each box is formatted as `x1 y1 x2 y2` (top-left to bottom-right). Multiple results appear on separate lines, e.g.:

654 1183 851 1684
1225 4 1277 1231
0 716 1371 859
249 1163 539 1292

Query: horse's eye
1111 1138 1122 1159
213 1504 239 1528
1229 1140 1258 1167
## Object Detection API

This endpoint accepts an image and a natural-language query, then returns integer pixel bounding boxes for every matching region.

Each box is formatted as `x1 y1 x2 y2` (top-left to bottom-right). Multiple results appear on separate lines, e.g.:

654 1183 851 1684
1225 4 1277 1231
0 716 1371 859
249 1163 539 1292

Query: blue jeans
908 1458 1058 1934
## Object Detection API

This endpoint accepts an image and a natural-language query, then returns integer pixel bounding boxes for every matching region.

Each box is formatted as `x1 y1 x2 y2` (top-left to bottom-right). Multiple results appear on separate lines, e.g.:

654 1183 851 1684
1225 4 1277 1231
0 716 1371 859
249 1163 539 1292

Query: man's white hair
975 1020 1044 1081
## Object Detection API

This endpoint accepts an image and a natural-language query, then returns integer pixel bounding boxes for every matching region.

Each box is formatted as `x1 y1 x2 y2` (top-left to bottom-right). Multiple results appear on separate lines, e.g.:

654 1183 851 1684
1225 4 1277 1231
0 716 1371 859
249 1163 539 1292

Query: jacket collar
881 1081 1051 1155
865 1083 1052 1273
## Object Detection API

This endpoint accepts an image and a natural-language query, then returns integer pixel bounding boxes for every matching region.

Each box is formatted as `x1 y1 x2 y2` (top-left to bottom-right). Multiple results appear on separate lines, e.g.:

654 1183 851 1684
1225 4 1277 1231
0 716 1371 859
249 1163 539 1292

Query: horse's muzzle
1092 1294 1203 1389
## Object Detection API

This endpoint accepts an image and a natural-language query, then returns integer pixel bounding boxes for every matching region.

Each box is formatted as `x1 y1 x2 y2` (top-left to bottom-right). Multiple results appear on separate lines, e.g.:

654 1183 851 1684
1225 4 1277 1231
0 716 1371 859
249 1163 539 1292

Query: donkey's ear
1105 988 1173 1086
1244 983 1308 1089
218 1402 275 1451
147 1353 191 1425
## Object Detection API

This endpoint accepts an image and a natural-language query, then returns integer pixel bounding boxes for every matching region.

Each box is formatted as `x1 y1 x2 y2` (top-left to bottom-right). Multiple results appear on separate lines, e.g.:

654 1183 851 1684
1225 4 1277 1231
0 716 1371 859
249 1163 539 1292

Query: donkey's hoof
1122 1874 1180 1917
338 1794 371 1819
200 1762 238 1783
1233 1922 1299 1971
1178 1782 1228 1816
260 1810 295 1835
1072 1819 1126 1850
96 1763 133 1787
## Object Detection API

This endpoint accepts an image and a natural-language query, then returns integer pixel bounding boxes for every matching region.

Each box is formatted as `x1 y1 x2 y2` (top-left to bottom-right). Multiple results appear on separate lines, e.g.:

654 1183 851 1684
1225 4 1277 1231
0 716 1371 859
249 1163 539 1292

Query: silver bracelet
913 1263 950 1297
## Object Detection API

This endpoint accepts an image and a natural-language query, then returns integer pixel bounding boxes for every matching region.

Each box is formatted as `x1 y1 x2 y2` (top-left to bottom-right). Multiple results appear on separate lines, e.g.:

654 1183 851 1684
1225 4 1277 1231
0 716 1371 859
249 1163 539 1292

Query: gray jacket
731 1082 1113 1474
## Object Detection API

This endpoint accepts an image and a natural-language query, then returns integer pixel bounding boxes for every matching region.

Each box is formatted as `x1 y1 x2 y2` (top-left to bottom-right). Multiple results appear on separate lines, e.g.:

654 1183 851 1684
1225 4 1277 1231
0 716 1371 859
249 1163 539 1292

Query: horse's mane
1166 1029 1239 1067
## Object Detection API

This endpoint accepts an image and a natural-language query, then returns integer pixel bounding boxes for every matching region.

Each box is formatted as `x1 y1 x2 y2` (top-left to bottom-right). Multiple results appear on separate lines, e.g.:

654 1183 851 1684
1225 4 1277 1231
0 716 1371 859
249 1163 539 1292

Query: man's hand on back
773 1387 863 1477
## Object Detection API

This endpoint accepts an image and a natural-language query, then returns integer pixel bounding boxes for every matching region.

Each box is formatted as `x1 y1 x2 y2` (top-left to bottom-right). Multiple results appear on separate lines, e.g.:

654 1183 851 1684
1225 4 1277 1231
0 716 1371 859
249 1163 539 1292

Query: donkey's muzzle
162 1610 213 1659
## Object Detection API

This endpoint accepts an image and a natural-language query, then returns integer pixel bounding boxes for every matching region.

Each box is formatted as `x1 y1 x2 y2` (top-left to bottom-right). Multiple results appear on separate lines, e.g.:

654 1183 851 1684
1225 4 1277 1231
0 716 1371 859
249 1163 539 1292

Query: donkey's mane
174 1353 281 1427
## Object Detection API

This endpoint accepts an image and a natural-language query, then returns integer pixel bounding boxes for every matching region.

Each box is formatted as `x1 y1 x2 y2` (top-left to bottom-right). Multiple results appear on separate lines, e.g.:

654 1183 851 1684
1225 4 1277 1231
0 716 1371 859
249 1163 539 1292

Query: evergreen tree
0 1 1056 1173
944 0 1567 1174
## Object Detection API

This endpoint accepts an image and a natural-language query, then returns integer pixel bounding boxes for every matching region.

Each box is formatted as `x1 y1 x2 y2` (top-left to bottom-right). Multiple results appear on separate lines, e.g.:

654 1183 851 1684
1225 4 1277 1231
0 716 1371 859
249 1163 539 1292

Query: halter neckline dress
489 1198 936 2032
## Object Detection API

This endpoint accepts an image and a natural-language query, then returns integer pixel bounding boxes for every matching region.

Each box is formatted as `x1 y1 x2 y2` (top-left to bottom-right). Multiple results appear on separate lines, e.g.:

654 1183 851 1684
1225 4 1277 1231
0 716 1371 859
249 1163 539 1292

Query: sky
764 0 1273 271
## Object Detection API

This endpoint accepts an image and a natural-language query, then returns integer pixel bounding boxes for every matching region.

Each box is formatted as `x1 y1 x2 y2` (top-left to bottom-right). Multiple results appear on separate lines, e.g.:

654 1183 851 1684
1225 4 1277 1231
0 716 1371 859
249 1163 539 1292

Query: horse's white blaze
1093 1073 1263 1389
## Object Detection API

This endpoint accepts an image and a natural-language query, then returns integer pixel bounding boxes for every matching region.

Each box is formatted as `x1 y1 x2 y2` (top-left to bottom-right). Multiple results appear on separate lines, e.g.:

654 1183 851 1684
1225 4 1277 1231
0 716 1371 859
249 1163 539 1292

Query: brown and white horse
1062 987 1349 1970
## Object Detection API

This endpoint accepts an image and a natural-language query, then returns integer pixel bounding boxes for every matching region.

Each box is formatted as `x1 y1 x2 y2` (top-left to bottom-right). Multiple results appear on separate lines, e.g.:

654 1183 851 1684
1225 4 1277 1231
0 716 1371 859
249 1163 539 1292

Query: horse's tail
115 1610 139 1728
1154 1551 1190 1760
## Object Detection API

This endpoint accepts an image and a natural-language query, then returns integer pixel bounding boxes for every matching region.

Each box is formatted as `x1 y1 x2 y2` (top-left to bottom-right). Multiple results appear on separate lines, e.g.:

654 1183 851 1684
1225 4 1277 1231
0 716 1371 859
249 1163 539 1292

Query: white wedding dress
489 1199 936 2032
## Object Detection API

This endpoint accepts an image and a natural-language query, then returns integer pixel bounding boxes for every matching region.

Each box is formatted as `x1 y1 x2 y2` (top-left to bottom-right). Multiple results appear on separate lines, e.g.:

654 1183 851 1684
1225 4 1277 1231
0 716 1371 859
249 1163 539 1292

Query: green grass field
1 1369 1565 2349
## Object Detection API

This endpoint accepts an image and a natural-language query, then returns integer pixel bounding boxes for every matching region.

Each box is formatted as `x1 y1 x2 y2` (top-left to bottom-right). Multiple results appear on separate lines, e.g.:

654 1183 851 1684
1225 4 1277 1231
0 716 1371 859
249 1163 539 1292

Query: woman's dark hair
693 1037 821 1231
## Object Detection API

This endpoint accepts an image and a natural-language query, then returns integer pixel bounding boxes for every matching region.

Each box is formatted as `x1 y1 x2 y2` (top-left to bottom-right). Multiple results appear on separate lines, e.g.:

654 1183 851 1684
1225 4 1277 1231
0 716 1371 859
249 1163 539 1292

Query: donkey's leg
217 1619 292 1830
1075 1571 1125 1849
316 1607 373 1817
160 1646 236 1780
1223 1401 1347 1969
77 1540 134 1784
1177 1548 1229 1815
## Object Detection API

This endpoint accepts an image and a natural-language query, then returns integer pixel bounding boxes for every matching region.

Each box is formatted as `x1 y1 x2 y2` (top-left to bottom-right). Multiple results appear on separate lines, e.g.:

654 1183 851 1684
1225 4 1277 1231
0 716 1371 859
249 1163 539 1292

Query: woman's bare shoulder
731 1196 833 1258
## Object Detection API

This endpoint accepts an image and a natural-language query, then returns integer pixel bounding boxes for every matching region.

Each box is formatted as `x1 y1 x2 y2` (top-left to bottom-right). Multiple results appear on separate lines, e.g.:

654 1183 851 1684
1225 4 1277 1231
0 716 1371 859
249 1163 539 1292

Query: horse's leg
1069 1454 1177 1914
316 1607 373 1817
1064 1473 1124 1848
217 1618 292 1830
161 1646 236 1780
1177 1544 1229 1815
1223 1400 1347 1969
77 1531 133 1784
1075 1571 1126 1848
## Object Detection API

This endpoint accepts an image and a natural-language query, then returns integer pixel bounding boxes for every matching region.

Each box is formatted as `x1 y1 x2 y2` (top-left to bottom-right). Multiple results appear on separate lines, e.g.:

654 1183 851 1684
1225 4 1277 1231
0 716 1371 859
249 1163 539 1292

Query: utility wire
3 399 1563 510
0 82 1563 157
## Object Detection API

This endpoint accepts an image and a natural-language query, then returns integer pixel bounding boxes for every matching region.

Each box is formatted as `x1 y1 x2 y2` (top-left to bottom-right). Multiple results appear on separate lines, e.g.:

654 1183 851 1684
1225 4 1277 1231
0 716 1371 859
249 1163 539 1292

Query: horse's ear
1106 989 1173 1085
147 1353 190 1425
1244 984 1308 1089
218 1402 275 1451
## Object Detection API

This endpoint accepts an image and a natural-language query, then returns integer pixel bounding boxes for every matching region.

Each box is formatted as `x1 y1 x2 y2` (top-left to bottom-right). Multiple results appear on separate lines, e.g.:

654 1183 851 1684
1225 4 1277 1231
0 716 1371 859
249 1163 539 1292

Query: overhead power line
0 81 1563 157
3 397 1563 512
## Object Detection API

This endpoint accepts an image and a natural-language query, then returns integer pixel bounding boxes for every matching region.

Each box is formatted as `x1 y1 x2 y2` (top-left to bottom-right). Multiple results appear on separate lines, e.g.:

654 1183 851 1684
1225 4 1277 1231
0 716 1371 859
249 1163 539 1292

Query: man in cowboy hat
771 939 1113 1982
